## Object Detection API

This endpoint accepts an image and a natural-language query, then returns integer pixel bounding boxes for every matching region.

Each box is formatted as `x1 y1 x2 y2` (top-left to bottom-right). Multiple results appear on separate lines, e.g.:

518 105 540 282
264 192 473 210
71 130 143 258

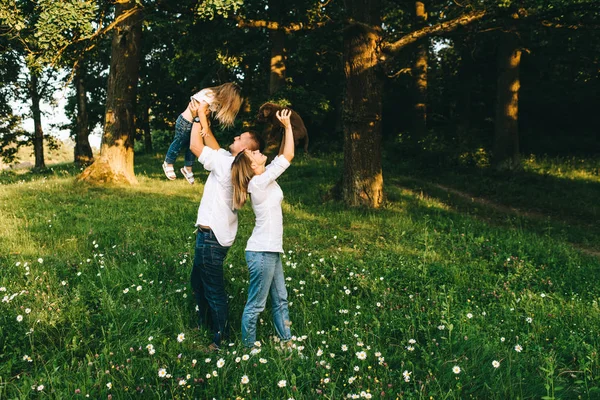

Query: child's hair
231 151 256 210
208 82 243 128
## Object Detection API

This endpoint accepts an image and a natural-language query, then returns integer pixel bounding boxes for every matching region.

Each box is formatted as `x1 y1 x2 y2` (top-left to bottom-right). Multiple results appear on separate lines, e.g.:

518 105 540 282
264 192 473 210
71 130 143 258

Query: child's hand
200 129 208 138
276 109 292 128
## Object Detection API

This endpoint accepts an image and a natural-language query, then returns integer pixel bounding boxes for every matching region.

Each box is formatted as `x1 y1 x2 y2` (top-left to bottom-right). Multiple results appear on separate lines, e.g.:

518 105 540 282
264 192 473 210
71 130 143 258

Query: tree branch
384 9 488 54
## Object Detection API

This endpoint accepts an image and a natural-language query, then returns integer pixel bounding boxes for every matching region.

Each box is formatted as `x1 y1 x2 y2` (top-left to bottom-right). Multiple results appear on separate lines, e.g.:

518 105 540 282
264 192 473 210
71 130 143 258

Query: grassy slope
0 153 599 399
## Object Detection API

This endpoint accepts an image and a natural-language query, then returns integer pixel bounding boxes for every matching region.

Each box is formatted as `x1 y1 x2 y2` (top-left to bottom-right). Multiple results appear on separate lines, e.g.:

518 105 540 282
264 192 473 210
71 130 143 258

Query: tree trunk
342 0 384 208
412 1 428 139
79 0 143 184
269 0 285 95
493 30 521 171
74 63 94 165
30 72 45 169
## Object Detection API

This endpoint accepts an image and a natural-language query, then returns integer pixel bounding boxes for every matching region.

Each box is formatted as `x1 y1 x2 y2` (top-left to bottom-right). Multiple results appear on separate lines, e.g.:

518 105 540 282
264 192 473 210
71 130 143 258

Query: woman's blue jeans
165 114 195 167
191 229 230 346
241 251 292 347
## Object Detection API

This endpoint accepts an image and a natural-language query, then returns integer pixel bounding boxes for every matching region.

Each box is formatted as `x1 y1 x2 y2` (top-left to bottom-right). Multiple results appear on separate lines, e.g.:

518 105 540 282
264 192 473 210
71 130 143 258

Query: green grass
1 152 599 399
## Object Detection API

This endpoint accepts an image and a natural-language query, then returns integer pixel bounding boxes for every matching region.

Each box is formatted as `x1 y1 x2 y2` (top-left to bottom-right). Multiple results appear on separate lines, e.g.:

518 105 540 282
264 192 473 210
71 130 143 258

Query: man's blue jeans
191 229 229 346
241 251 292 347
165 114 195 167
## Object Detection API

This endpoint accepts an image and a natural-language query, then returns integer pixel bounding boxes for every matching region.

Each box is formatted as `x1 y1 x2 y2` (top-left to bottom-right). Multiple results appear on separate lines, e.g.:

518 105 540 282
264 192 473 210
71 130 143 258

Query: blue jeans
241 251 292 347
165 114 195 167
191 229 230 346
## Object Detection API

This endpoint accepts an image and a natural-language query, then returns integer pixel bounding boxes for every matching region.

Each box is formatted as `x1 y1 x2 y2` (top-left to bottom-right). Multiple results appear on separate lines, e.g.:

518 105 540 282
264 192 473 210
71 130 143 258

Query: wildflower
492 360 500 368
466 313 473 319
354 366 360 372
342 345 348 352
526 317 532 323
106 382 112 389
241 375 249 384
205 358 211 363
212 371 218 377
540 293 546 298
136 285 142 291
217 358 225 368
403 370 411 382
348 376 356 384
438 325 445 330
259 358 267 364
178 379 186 386
37 385 44 391
356 351 367 360
278 380 287 388
500 337 505 342
235 357 241 363
317 348 323 356
17 315 23 322
514 344 523 352
158 368 167 378
177 333 185 343
148 336 153 341
123 288 129 294
61 281 67 286
406 346 414 352
408 339 416 344
25 308 31 314
0 287 5 291
452 365 461 374
242 354 249 361
38 258 43 264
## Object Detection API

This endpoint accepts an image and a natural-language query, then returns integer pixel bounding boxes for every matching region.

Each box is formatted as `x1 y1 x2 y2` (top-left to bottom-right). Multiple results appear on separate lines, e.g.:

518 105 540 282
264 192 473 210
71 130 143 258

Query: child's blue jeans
165 114 195 167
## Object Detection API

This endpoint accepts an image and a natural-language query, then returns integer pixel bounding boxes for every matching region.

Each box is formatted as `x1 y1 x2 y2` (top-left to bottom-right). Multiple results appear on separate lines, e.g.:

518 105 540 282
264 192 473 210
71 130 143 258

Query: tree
342 0 384 207
78 0 143 184
412 1 428 139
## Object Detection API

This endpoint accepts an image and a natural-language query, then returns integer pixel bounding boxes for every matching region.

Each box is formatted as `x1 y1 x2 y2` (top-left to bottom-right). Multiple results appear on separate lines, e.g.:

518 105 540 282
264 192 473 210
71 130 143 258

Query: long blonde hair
208 82 243 128
231 151 256 210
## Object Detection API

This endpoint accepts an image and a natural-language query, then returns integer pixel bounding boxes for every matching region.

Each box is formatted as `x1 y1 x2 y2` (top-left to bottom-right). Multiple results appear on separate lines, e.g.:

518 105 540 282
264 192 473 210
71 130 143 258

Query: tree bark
342 0 384 208
269 0 286 95
78 0 143 184
412 1 428 139
30 72 45 169
74 63 94 165
493 30 521 170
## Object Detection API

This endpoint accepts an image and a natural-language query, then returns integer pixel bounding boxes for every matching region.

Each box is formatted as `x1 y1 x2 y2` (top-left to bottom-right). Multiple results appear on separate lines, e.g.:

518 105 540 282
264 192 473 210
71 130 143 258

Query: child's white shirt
196 147 237 247
245 155 291 253
191 88 219 112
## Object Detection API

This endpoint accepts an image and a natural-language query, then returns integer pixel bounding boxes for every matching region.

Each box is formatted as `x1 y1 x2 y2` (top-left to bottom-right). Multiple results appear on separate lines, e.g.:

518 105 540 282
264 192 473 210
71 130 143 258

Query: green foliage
196 0 244 20
0 154 599 397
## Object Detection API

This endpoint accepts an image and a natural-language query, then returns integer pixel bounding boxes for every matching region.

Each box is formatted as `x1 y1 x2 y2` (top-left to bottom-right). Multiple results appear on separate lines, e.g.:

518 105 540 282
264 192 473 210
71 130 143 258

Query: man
189 101 263 350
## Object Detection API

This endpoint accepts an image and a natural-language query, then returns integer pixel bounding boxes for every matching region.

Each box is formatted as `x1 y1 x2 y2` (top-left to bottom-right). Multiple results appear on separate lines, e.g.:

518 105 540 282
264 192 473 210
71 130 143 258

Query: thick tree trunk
269 0 285 95
412 1 428 139
342 0 384 208
79 0 142 184
30 73 45 169
74 64 94 165
493 31 521 170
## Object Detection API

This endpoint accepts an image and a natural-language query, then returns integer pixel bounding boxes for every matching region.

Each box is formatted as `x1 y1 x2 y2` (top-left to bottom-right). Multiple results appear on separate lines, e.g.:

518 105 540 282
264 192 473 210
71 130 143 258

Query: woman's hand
276 109 292 129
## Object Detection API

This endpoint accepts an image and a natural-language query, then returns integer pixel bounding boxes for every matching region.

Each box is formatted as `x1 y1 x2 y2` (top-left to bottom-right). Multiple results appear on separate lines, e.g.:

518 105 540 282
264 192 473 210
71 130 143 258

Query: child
162 82 243 184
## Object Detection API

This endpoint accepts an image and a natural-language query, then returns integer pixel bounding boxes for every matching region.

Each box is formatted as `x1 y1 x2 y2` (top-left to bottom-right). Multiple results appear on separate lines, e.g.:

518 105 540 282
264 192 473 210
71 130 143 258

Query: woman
231 109 294 348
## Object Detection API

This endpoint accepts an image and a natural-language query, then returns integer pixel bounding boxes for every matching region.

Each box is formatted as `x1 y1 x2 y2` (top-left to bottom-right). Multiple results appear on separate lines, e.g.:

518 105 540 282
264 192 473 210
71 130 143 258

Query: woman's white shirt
245 155 291 253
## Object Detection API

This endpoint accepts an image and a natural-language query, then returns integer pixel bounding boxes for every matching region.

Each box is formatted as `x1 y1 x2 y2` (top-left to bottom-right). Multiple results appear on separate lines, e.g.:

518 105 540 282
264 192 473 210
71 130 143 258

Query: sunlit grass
1 153 599 398
523 154 600 182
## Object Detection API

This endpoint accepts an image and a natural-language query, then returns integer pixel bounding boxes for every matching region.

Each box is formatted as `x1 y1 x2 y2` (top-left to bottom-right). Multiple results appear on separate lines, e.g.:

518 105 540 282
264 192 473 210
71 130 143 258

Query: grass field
1 152 599 399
